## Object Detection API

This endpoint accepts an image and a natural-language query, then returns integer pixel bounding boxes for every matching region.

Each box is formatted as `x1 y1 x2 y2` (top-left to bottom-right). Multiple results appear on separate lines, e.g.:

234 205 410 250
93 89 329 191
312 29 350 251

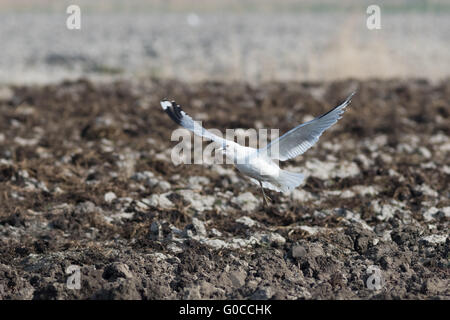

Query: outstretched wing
260 93 354 161
160 100 229 146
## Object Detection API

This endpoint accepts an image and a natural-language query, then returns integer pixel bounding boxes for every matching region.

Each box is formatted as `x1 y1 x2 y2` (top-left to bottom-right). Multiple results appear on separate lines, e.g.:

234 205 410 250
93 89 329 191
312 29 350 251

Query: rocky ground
0 78 448 299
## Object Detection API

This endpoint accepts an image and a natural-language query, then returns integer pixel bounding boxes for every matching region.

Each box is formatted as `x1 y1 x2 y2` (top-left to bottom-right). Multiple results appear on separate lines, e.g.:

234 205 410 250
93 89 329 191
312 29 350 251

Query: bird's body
232 149 303 193
160 93 354 205
236 154 279 181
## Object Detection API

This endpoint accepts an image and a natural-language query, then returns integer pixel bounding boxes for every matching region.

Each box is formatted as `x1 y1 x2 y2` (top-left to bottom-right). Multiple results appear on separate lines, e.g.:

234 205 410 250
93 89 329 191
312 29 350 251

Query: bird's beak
216 143 226 152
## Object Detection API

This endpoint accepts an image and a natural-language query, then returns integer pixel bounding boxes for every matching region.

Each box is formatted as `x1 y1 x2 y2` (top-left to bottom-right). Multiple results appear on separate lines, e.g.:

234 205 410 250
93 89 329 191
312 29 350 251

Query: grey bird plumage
161 93 354 205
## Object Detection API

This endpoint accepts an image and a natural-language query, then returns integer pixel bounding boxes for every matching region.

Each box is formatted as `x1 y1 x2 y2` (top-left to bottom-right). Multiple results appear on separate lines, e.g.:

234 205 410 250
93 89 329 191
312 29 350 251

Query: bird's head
216 142 236 160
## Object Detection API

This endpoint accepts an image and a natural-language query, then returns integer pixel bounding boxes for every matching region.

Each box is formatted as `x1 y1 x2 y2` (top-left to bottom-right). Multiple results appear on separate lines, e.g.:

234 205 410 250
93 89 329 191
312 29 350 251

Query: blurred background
1 0 449 301
1 0 449 84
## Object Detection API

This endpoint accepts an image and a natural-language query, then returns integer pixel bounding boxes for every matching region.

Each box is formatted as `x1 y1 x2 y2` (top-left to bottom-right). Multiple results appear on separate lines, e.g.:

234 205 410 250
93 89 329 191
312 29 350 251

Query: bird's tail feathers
276 170 304 193
249 170 304 193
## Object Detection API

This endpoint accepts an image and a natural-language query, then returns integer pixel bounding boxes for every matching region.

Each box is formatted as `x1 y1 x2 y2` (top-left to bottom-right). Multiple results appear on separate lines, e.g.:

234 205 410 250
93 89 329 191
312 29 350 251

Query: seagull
160 93 354 206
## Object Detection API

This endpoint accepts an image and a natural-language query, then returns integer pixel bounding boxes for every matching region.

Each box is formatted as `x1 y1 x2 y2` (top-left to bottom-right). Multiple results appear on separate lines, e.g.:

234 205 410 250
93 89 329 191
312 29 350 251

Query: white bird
160 93 354 206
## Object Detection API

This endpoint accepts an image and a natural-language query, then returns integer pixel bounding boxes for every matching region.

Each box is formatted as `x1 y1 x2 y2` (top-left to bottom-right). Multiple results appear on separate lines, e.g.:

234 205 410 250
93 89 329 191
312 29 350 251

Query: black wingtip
161 99 184 126
346 91 356 102
318 92 355 119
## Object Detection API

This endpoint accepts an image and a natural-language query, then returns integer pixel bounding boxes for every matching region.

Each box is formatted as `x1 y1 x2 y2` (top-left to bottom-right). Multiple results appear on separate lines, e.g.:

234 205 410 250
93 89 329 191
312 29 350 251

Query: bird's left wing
259 93 354 161
160 100 229 146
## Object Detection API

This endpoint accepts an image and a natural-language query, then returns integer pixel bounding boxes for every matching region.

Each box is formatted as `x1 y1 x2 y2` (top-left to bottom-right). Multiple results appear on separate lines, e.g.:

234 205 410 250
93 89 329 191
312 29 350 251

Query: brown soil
0 78 448 299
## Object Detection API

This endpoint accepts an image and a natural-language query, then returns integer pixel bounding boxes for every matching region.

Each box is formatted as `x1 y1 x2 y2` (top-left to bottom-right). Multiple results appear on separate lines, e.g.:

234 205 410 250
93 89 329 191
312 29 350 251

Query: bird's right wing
259 93 354 161
160 100 230 147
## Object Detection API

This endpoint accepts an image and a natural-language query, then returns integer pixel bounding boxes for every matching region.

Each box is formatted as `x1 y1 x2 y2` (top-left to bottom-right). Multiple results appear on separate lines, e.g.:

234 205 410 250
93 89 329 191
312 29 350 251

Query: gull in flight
161 93 354 206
